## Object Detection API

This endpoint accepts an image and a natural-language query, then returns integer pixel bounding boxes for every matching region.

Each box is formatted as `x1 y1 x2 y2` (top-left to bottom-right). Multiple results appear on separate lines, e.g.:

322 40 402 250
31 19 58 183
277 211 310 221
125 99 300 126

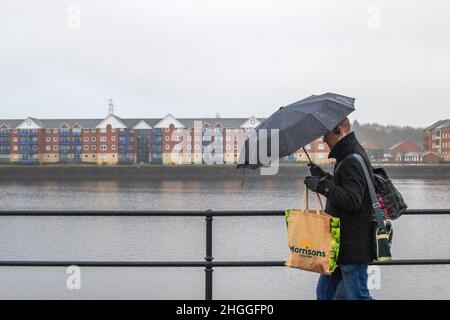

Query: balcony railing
0 209 448 300
60 140 70 145
0 131 9 137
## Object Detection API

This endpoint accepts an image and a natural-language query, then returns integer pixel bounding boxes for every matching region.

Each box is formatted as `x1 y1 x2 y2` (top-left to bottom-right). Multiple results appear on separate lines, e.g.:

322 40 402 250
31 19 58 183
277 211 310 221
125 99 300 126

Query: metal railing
0 209 449 300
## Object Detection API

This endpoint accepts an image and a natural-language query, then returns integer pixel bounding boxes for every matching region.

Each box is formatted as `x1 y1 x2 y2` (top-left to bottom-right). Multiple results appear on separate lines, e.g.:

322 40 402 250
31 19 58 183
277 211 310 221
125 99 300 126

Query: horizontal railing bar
0 209 449 216
0 259 449 267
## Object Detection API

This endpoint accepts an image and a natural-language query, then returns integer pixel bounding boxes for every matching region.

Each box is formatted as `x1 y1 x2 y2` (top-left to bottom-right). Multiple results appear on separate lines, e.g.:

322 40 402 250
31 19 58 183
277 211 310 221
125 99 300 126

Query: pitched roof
435 119 450 129
388 140 423 152
425 119 450 130
0 116 266 129
361 141 381 150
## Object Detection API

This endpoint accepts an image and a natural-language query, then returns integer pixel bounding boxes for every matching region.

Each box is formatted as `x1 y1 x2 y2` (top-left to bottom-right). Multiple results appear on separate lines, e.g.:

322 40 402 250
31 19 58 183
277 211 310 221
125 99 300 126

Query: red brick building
388 140 423 163
423 119 450 162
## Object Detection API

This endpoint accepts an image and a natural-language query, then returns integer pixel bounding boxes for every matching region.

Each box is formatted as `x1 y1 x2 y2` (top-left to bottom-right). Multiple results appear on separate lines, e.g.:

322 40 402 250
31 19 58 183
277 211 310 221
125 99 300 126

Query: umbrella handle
302 147 313 164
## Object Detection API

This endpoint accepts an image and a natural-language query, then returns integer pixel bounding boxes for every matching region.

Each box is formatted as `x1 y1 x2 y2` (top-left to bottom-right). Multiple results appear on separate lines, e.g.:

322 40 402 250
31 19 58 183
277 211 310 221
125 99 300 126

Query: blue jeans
316 264 373 300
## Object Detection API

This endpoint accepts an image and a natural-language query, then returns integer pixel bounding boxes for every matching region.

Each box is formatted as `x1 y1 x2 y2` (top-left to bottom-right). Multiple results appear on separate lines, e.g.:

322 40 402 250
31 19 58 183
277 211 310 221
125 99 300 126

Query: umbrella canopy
237 92 355 169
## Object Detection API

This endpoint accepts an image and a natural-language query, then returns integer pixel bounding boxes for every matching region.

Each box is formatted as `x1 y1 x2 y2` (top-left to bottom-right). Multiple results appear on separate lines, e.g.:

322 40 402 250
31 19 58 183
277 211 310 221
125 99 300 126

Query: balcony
19 157 37 163
60 139 70 145
20 130 30 137
61 148 71 154
152 146 162 153
72 131 81 137
119 157 132 164
72 148 82 154
151 157 162 164
0 139 9 145
29 130 38 137
0 131 9 137
120 131 130 137
152 137 162 145
21 138 38 145
119 138 130 145
61 131 70 137
72 138 82 145
152 129 162 136
20 138 31 145
0 148 10 154
119 146 129 154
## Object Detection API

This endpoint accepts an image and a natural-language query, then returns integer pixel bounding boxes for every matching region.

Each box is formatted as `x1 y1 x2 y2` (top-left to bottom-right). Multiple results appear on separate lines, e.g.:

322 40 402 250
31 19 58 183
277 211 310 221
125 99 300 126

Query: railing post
205 209 213 300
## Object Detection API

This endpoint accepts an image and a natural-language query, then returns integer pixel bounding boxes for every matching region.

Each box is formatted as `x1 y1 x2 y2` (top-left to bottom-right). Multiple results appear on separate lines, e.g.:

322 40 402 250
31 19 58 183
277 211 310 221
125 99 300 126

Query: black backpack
336 154 407 220
372 167 407 220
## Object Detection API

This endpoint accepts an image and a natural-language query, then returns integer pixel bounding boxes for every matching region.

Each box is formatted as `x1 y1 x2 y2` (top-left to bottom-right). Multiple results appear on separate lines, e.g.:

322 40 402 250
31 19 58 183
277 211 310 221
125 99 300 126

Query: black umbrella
236 92 355 169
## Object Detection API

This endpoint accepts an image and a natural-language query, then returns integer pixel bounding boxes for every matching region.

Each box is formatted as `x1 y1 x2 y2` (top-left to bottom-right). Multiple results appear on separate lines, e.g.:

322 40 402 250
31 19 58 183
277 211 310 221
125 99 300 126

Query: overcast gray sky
0 0 449 127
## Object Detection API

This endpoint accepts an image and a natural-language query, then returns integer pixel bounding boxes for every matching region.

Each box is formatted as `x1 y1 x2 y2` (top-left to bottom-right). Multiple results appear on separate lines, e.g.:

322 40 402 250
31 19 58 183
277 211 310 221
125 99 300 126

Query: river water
0 178 449 299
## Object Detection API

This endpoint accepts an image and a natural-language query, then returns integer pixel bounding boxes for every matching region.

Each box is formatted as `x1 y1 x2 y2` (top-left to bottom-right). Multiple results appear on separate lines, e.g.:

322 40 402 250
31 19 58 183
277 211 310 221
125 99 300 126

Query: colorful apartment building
0 113 265 165
424 119 450 161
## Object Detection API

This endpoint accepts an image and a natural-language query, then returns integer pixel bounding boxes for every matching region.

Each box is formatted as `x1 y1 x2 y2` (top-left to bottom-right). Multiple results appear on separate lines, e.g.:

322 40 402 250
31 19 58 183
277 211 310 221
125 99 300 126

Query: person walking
303 117 374 300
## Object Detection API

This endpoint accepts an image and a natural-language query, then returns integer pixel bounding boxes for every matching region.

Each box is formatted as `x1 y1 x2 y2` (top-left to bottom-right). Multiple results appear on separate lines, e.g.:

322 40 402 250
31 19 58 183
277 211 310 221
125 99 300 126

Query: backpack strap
351 153 387 231
336 153 386 231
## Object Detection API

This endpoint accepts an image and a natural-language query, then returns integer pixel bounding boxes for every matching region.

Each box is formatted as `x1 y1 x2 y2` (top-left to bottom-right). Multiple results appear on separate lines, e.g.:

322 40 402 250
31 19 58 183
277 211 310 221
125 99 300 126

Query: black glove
308 163 329 178
304 176 321 192
304 175 334 196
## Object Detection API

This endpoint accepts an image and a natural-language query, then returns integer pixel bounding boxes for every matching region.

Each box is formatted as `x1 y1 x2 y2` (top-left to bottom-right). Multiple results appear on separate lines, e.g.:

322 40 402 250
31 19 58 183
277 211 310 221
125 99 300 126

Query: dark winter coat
317 132 374 264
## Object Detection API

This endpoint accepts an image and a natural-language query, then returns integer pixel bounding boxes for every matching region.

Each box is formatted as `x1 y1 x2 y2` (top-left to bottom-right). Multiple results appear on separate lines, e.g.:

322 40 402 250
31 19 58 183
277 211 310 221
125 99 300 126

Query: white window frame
100 136 107 142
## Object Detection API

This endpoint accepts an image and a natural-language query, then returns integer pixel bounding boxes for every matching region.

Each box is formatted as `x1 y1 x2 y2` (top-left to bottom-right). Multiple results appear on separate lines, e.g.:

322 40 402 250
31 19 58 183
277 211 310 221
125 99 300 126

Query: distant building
296 139 333 165
0 114 265 165
423 119 450 162
388 140 424 163
422 152 442 164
